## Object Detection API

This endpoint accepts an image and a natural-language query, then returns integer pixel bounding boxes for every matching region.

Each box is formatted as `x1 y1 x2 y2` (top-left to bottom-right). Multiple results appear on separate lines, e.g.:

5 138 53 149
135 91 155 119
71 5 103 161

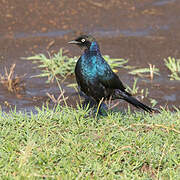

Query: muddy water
0 0 180 112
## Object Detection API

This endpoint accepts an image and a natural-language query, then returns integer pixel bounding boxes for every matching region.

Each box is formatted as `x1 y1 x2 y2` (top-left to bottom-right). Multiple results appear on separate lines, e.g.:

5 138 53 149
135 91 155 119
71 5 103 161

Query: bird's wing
97 60 129 93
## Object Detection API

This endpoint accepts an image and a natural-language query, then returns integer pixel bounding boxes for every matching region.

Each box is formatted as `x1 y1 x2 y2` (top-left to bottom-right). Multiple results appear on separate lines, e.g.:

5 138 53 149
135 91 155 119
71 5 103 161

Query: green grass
126 78 148 96
16 52 180 178
0 105 179 179
129 64 159 80
23 49 128 83
164 57 180 80
125 78 150 105
24 51 180 83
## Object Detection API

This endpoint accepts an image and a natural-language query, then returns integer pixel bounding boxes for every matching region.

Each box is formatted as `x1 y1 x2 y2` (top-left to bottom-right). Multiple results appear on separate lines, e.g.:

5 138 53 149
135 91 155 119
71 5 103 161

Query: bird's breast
79 55 98 80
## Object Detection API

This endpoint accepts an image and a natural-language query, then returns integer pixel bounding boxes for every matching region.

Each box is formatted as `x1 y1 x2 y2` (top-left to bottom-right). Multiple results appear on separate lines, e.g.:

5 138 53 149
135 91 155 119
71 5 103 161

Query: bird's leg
80 95 97 110
82 97 108 117
98 102 108 116
82 98 97 109
77 90 95 109
95 98 108 116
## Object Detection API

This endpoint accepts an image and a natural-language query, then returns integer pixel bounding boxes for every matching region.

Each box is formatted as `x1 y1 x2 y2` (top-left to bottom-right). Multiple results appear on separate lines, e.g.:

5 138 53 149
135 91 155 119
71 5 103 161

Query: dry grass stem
0 64 26 94
131 123 180 134
46 89 68 104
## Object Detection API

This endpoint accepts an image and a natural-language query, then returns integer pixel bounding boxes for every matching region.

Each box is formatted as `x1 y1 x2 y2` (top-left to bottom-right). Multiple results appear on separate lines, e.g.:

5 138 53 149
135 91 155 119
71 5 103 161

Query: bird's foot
81 98 108 117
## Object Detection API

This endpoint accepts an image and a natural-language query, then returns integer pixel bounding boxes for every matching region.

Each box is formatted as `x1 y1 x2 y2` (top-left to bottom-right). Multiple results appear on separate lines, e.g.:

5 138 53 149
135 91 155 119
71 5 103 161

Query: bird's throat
89 41 100 52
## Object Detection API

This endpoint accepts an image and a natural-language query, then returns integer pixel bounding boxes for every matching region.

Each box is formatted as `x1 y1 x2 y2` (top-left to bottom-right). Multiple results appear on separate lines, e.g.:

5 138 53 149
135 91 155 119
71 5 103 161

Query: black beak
68 40 80 44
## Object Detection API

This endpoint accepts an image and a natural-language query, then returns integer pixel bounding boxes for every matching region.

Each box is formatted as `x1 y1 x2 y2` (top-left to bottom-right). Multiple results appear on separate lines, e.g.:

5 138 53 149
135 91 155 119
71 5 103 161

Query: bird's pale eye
81 38 86 42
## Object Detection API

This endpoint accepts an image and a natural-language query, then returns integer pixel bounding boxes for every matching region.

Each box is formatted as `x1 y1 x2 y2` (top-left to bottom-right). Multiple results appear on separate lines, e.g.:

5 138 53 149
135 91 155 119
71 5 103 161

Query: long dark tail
115 89 154 113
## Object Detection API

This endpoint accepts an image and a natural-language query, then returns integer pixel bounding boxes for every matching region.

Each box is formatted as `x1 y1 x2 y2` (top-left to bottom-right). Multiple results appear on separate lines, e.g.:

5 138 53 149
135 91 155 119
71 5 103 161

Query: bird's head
68 35 97 50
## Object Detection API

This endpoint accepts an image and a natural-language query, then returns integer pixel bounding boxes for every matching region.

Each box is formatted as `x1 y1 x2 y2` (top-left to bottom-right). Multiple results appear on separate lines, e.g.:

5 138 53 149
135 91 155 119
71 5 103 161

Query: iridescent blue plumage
69 35 154 113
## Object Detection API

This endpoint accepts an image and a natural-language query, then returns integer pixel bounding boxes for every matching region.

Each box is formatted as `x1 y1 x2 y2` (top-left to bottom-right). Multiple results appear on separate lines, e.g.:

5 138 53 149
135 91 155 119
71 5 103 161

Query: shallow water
0 0 179 112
